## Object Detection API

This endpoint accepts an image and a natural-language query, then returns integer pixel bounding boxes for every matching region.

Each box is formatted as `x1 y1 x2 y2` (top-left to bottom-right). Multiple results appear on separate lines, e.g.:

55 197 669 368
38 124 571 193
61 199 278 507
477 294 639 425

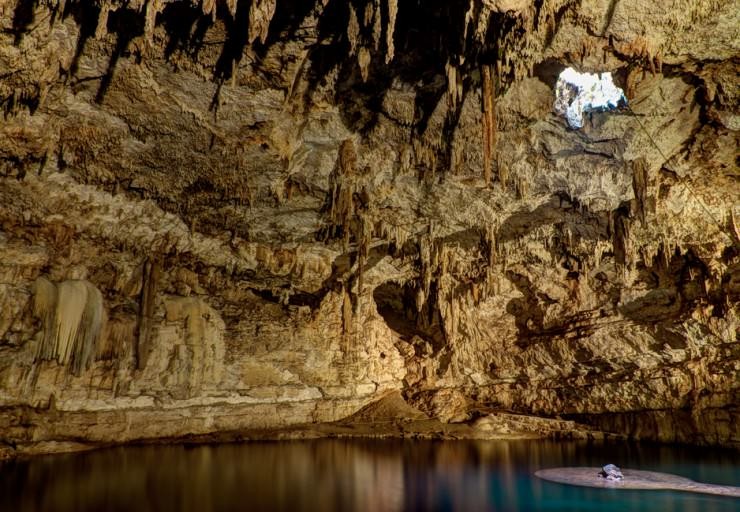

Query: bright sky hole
554 68 627 129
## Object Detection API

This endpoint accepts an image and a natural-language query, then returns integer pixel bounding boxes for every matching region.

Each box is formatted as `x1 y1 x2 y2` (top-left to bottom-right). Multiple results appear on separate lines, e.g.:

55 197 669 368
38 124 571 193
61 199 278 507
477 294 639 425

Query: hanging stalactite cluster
32 277 107 376
4 0 735 391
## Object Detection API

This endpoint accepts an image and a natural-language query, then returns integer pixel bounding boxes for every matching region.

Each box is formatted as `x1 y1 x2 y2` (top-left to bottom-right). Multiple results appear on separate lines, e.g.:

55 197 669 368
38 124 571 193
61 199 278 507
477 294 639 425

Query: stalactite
201 0 217 20
481 64 497 185
357 215 372 299
371 0 382 50
32 277 58 361
483 223 498 268
419 232 433 300
144 0 161 43
328 139 357 250
32 278 106 376
341 284 354 344
96 3 111 39
497 156 509 189
385 0 398 63
612 208 632 271
364 2 374 27
631 157 649 226
471 282 480 304
55 281 90 367
463 0 476 41
412 140 428 172
128 0 145 11
730 210 740 246
378 220 411 257
137 257 160 370
226 0 238 18
347 4 360 56
248 0 277 44
70 283 105 376
358 47 371 82
445 61 461 110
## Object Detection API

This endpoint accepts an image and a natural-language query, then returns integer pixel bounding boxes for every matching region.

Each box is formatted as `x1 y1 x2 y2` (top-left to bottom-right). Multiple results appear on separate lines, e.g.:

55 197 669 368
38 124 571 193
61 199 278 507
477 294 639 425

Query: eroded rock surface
0 0 738 456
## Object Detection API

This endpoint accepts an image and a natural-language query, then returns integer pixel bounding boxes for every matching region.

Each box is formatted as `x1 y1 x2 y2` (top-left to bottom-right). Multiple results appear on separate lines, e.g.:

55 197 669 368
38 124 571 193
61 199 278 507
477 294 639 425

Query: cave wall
0 0 738 454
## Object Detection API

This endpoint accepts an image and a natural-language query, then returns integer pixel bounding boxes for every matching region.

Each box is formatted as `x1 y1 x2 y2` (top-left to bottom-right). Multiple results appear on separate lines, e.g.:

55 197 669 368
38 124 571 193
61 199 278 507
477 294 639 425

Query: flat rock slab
535 467 740 498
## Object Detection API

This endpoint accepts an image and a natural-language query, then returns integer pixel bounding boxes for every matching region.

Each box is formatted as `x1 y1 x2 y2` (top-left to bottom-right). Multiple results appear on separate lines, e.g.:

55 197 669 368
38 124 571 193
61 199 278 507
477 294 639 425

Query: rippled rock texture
0 0 738 456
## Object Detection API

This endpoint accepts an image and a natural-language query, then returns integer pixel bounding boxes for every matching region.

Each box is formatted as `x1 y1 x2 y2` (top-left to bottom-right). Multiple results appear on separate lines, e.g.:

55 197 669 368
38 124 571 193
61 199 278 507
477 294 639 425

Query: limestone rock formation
599 464 624 481
0 0 738 456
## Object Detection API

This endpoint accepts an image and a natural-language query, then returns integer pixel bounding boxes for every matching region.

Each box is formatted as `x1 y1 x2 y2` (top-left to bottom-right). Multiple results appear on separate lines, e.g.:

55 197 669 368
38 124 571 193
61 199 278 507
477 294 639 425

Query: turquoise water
1 439 738 511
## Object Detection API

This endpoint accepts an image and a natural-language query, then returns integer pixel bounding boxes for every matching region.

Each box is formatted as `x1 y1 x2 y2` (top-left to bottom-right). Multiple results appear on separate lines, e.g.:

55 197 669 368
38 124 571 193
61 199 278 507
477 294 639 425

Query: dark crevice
95 8 145 103
213 0 252 84
373 281 446 353
11 0 38 44
159 3 213 62
65 1 101 78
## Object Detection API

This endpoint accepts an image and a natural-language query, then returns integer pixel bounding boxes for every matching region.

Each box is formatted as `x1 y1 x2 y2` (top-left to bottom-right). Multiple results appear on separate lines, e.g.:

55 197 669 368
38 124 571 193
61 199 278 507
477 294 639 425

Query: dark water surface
1 439 738 511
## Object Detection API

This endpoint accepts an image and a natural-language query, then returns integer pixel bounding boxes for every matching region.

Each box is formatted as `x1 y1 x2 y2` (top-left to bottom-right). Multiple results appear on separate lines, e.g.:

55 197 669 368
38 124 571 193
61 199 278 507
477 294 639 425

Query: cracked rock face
0 0 738 455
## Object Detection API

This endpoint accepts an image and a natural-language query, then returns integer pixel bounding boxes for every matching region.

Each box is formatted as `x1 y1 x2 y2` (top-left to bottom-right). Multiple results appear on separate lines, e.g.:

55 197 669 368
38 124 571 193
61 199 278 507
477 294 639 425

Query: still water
1 439 738 511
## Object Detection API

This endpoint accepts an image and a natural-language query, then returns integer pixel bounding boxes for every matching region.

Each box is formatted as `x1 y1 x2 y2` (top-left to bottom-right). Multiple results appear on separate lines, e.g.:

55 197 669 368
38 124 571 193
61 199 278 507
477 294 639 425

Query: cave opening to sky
554 68 627 129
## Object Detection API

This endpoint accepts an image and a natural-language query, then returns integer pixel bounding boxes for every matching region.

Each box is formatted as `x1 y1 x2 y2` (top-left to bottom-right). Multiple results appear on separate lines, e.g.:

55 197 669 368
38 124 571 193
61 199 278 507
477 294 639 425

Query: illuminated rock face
0 0 738 456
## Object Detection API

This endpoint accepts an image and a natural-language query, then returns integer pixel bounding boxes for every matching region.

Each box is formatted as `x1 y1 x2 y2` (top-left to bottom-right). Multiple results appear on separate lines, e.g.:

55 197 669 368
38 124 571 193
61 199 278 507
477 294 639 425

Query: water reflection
1 439 737 511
